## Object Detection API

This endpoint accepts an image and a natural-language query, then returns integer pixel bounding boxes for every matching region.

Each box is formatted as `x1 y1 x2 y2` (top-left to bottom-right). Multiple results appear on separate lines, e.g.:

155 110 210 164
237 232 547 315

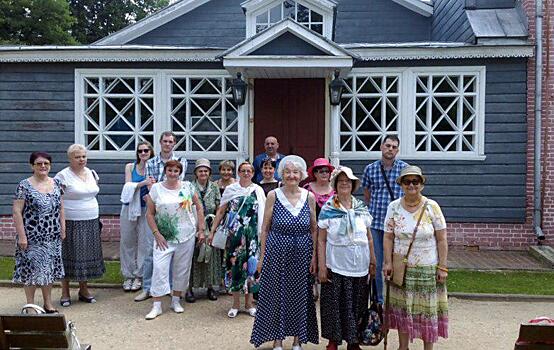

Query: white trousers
150 238 195 297
119 206 151 279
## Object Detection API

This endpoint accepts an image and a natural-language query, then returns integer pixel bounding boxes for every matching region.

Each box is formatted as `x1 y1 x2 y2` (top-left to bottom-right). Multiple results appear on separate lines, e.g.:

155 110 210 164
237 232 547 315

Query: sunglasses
315 168 330 174
34 162 51 167
401 178 422 186
137 149 150 154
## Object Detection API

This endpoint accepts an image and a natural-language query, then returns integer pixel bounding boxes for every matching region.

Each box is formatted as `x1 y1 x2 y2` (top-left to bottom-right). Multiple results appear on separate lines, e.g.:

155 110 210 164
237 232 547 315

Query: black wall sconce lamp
231 72 248 106
329 70 345 106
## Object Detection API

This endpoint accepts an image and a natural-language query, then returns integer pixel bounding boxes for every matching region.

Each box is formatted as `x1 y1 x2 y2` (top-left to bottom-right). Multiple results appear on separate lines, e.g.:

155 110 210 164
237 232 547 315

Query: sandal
227 308 239 318
78 293 96 303
60 298 71 307
247 307 256 317
43 305 59 314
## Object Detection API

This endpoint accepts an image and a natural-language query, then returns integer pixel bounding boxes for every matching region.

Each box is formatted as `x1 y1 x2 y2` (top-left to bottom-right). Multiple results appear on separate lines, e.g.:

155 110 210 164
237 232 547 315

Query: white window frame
75 69 248 161
335 66 486 161
245 0 334 38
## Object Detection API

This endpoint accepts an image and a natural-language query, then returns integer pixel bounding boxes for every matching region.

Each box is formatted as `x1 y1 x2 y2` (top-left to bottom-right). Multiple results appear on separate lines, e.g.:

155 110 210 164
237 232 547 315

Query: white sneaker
122 279 133 292
247 307 257 317
292 345 302 350
170 301 184 313
145 306 162 320
134 290 151 302
131 278 142 292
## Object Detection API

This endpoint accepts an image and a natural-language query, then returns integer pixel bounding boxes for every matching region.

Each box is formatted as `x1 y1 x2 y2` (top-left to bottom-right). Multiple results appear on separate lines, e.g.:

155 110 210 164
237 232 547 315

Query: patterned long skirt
385 265 448 343
190 243 222 288
320 270 369 345
62 219 105 281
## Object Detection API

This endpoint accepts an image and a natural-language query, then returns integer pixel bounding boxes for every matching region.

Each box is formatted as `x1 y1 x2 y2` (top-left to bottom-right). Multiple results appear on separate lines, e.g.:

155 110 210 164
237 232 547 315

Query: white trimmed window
244 0 334 38
75 70 245 160
337 67 486 160
169 76 239 153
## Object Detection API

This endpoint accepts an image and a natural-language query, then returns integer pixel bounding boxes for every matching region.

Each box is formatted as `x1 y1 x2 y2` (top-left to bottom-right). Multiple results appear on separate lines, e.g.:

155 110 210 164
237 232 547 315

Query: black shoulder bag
380 164 395 201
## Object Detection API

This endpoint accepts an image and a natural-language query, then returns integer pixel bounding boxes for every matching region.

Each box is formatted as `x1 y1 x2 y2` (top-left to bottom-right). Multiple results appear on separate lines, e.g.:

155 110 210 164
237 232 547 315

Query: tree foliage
69 0 170 44
0 0 77 45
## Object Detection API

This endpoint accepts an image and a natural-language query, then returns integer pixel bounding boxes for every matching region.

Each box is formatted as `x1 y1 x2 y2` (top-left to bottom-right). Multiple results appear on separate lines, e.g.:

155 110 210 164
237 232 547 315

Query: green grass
2 257 553 295
0 257 123 284
448 269 554 295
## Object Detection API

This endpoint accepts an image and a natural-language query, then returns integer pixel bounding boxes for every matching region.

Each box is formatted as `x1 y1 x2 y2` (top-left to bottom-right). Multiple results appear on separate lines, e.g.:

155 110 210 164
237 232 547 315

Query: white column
329 104 340 167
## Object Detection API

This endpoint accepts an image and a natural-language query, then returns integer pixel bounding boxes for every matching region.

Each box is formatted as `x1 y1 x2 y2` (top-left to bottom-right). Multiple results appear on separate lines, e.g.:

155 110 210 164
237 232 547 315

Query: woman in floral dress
186 158 222 302
383 165 448 350
208 161 265 318
13 152 65 313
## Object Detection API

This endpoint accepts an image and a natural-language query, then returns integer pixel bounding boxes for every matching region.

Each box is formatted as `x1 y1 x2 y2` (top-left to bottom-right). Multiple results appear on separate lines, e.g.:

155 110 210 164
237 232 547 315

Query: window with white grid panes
414 73 480 154
337 67 485 160
255 0 324 34
169 76 239 153
81 76 155 152
339 74 401 153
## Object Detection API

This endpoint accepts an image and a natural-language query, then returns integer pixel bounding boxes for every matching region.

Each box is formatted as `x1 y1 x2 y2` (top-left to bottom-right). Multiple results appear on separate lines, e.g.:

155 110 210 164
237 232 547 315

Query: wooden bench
514 322 554 350
0 314 90 349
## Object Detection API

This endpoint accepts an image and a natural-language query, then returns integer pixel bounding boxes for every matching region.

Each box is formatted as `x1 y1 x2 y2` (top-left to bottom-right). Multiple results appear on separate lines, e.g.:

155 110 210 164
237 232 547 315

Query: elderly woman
144 160 205 320
120 141 155 292
208 161 265 318
383 165 448 350
216 160 236 196
13 152 65 313
251 155 319 350
55 144 104 307
185 158 222 303
318 166 376 350
259 158 279 196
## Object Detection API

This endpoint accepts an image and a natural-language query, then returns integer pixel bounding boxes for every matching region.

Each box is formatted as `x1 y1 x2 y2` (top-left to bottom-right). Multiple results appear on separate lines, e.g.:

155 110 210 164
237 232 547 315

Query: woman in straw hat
251 155 319 350
383 165 448 350
185 158 222 303
317 166 376 350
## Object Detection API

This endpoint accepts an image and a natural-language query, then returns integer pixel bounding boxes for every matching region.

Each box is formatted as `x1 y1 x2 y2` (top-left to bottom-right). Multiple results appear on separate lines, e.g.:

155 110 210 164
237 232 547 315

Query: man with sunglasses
134 131 187 302
361 135 408 304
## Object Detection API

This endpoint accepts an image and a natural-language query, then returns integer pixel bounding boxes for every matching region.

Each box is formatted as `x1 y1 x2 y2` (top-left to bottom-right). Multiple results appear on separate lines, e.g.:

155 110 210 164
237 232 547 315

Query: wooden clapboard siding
129 0 246 47
345 58 528 223
432 0 475 43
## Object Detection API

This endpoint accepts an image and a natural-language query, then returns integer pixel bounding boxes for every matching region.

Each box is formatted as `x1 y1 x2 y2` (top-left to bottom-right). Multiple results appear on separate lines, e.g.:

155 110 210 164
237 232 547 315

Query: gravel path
0 286 551 349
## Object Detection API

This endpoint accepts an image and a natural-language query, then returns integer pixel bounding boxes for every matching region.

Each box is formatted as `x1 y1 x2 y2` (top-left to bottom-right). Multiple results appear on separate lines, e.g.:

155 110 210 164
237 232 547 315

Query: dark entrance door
254 79 325 165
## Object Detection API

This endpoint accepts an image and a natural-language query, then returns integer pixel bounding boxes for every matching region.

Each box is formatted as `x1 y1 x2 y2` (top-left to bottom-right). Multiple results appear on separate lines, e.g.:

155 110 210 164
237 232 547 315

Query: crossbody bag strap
404 200 428 261
380 164 395 201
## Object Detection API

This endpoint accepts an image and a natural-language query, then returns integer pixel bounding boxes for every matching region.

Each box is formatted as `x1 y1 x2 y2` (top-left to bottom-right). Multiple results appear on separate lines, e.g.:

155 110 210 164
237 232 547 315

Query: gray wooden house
0 0 534 246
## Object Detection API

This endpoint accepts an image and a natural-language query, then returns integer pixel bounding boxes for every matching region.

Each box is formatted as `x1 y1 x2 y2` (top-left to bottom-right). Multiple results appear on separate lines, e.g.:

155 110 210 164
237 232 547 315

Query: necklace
404 197 422 208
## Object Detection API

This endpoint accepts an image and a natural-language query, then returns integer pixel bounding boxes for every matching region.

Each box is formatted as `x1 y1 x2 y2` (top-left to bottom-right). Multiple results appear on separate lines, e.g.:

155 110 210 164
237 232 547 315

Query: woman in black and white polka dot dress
251 155 319 350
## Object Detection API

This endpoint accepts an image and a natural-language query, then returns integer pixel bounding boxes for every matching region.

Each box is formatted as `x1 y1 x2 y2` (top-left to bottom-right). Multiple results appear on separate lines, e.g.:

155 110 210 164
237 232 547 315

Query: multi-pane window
81 76 155 152
76 71 243 159
169 76 239 153
340 74 400 152
255 0 324 34
414 73 479 153
338 67 485 159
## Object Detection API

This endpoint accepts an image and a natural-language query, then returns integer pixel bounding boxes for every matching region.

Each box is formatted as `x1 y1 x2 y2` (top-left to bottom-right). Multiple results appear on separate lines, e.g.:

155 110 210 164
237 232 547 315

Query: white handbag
211 196 248 249
21 304 82 350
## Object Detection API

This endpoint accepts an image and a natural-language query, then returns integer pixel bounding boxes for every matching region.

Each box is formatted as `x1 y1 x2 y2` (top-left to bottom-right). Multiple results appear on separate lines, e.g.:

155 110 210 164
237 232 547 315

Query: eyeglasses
34 162 51 167
137 149 150 154
401 179 422 186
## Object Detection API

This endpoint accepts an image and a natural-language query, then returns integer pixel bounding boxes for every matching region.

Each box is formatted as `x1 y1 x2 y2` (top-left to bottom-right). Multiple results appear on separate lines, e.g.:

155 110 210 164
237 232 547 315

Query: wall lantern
329 70 345 106
231 72 248 106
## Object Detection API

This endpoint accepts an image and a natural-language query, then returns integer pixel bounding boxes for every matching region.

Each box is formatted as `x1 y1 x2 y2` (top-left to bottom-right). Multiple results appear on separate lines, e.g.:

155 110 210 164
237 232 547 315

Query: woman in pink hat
305 158 335 218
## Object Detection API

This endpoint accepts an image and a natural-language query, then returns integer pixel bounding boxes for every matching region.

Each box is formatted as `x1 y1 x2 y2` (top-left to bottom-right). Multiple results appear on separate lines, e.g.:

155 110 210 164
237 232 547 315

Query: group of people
12 133 449 350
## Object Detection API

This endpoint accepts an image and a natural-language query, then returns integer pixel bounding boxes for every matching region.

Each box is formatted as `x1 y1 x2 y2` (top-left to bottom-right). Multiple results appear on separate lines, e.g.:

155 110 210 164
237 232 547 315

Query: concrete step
529 245 554 269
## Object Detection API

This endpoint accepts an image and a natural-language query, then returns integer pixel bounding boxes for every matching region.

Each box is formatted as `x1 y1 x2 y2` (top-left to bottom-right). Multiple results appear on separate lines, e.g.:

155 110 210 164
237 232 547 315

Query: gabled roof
94 0 210 46
220 18 356 58
392 0 433 17
241 0 337 13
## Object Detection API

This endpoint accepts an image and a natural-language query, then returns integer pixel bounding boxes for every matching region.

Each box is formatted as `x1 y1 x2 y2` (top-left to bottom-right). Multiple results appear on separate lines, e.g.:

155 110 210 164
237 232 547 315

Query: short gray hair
277 155 308 181
67 144 87 158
